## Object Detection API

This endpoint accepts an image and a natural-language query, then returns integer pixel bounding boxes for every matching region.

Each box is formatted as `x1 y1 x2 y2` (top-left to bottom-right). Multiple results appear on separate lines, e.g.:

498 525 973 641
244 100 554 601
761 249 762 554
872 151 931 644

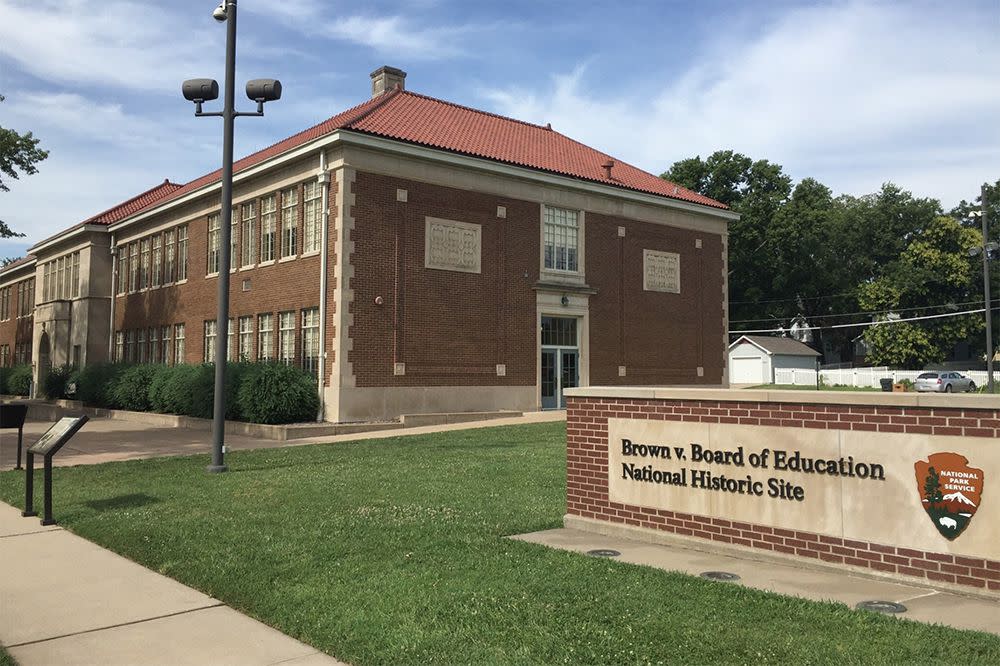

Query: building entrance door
540 316 579 409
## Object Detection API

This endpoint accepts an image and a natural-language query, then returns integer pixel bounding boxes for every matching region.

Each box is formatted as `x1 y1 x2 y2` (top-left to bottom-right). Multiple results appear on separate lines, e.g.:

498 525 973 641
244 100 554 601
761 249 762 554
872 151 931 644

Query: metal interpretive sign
23 415 89 526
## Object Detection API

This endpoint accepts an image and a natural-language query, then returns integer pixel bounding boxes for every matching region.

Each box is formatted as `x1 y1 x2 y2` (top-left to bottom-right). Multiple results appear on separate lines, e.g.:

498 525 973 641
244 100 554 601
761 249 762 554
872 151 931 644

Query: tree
0 94 49 238
662 151 792 323
924 467 943 505
859 215 982 367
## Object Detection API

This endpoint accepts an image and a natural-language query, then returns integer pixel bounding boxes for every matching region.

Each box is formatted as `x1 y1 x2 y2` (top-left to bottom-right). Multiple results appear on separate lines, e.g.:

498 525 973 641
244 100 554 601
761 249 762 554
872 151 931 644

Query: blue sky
1 0 998 258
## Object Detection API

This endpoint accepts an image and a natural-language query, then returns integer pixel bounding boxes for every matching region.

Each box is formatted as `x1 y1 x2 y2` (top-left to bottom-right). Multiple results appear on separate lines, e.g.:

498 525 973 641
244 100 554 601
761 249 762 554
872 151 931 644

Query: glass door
540 316 579 410
541 349 558 409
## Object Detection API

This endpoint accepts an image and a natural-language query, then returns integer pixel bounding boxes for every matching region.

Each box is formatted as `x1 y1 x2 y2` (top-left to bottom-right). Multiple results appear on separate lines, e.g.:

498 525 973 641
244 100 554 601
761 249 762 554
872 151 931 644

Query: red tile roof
0 255 36 278
83 179 184 225
157 88 727 211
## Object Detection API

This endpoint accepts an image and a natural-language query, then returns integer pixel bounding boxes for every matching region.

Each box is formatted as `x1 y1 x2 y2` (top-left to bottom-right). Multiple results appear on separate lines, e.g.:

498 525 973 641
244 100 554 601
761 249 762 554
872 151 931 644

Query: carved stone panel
425 217 482 274
643 249 680 293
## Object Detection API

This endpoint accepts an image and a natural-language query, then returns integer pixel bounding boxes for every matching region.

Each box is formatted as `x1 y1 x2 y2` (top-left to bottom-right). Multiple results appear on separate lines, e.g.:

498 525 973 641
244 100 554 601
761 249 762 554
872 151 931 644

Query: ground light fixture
181 0 281 473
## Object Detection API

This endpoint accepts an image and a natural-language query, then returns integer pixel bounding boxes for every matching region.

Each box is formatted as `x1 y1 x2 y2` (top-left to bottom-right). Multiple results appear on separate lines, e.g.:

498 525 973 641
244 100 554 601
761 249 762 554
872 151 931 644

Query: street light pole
981 183 994 394
208 0 239 474
182 0 281 473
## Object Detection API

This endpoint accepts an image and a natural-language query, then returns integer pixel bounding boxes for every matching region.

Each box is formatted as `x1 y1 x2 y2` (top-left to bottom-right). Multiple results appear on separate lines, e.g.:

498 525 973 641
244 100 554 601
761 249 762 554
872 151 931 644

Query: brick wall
114 178 334 374
567 396 1000 591
586 215 724 386
349 171 538 388
0 275 35 365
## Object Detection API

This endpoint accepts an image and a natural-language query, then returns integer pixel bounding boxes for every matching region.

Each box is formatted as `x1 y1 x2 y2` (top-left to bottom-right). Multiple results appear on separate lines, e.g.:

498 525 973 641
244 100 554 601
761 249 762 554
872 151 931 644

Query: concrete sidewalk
514 527 1000 636
0 502 343 666
1 410 566 470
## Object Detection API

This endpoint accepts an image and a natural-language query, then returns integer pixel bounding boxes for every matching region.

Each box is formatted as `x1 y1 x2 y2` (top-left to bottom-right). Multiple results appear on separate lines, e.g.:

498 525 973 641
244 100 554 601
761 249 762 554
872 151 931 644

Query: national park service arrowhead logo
914 453 984 541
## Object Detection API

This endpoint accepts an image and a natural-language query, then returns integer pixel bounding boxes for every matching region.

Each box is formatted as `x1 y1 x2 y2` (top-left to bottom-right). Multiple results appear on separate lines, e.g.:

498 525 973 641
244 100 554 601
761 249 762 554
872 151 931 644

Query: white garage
728 335 820 386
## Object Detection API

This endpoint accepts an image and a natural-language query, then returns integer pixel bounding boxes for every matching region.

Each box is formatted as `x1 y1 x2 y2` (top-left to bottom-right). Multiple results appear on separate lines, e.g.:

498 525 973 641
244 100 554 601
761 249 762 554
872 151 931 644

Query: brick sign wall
566 389 1000 593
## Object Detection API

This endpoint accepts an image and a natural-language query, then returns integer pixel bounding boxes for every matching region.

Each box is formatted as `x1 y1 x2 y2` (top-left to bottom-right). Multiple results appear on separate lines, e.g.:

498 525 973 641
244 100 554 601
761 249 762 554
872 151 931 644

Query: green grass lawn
2 423 999 664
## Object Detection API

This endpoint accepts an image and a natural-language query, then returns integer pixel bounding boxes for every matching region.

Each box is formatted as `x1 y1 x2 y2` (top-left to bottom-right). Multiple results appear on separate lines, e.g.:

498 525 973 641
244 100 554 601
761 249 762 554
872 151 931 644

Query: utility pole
982 183 994 394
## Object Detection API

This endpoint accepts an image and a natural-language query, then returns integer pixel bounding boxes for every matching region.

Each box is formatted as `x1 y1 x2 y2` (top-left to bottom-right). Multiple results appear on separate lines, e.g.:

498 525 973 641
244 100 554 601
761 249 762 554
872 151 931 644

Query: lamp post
968 183 996 393
182 0 282 473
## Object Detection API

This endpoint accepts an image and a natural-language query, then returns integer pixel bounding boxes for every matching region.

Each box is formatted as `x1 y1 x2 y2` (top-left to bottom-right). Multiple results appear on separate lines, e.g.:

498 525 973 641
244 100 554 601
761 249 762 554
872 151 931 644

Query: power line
730 307 985 334
729 290 857 306
729 298 1000 324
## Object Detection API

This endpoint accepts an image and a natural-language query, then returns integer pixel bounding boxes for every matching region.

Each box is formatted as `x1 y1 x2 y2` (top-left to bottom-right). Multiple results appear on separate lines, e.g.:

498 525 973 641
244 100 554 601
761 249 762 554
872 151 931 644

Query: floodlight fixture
246 79 282 112
213 2 228 22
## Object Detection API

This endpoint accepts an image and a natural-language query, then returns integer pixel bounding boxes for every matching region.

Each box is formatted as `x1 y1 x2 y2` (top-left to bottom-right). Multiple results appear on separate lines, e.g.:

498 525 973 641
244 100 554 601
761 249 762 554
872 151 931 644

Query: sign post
22 416 89 525
1 403 29 470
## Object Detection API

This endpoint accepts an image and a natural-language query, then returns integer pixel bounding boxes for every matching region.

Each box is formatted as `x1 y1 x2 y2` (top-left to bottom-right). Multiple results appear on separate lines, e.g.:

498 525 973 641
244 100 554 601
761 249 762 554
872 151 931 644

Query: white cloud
243 1 476 59
478 3 1000 207
0 0 219 93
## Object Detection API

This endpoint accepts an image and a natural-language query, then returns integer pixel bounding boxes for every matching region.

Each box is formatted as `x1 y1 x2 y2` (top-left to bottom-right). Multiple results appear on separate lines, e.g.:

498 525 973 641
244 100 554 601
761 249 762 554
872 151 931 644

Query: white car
914 372 976 393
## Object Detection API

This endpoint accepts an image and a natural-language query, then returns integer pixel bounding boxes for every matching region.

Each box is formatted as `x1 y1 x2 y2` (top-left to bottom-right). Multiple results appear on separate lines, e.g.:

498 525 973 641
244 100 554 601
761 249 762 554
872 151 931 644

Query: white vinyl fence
773 366 997 389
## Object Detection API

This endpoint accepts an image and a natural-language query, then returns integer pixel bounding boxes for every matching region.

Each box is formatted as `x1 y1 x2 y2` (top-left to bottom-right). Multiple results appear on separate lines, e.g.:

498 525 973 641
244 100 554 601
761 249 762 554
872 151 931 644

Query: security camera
212 2 227 21
246 79 282 103
182 78 220 102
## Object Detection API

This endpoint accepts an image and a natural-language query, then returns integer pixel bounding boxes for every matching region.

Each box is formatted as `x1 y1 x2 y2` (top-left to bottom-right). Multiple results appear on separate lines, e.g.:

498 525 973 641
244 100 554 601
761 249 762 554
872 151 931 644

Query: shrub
237 363 319 424
108 364 162 411
43 364 77 399
148 364 213 418
73 363 128 408
0 366 8 394
6 364 32 397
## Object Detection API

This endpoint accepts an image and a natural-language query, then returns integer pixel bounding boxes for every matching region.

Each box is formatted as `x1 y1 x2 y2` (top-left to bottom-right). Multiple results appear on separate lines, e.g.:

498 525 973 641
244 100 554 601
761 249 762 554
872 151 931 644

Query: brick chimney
370 66 406 98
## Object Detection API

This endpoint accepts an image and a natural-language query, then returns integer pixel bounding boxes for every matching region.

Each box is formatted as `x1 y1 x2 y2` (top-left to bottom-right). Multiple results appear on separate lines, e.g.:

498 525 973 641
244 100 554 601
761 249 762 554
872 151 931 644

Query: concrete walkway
0 502 343 666
1 410 566 470
514 527 1000 636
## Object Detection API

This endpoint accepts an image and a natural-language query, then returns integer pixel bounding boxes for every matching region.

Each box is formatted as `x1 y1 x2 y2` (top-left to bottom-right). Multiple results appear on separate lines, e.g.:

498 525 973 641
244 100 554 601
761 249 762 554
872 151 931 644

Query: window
117 248 128 294
42 263 50 302
151 235 162 287
71 253 80 297
260 195 277 262
164 230 176 283
227 317 235 362
150 327 159 363
258 313 273 361
56 257 65 299
204 320 217 362
177 225 189 281
129 243 139 292
241 202 256 267
278 311 295 365
238 315 253 361
1 344 10 367
140 238 151 289
207 214 221 275
126 330 136 363
138 329 146 363
73 345 81 367
162 325 171 365
303 181 321 254
541 316 578 346
231 211 238 271
0 287 9 320
15 342 30 364
301 307 319 376
16 279 34 316
543 206 579 272
174 324 186 364
115 332 124 362
281 187 298 258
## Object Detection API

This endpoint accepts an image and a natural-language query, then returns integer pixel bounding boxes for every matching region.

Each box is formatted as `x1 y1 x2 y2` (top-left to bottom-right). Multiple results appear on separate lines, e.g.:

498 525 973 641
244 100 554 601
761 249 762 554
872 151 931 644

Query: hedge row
40 362 319 425
0 364 32 397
